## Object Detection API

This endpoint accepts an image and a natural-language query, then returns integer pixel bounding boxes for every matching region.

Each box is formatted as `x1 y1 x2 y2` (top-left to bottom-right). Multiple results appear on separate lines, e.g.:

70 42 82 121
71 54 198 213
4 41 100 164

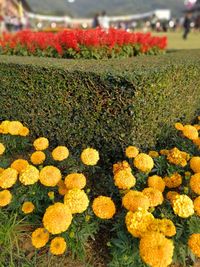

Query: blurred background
0 0 199 49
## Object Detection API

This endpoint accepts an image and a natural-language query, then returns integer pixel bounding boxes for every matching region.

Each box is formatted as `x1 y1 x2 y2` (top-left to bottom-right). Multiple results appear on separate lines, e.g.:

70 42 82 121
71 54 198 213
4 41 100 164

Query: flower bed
0 29 167 59
0 117 200 267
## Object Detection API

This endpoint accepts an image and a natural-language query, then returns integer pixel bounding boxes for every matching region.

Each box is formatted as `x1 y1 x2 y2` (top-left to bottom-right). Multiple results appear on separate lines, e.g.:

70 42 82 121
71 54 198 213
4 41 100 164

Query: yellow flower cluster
147 175 165 192
188 234 200 258
113 160 131 174
166 147 189 167
114 169 136 190
11 159 29 173
142 187 164 207
173 195 194 218
0 190 12 207
0 120 29 136
64 173 86 190
139 232 174 267
125 146 139 158
92 196 116 219
64 189 89 214
39 166 61 187
133 153 154 173
0 143 5 155
147 218 176 237
190 156 200 173
190 173 200 194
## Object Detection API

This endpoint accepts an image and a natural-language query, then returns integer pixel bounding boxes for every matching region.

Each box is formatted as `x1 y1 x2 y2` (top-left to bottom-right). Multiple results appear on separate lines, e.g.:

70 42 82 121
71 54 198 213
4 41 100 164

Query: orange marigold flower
190 173 200 195
39 166 61 187
147 175 165 192
31 151 46 165
64 189 89 214
114 169 136 190
31 228 49 249
22 202 35 214
166 191 180 203
139 232 174 267
113 161 131 175
33 137 49 151
160 149 169 156
125 146 139 158
163 173 182 188
194 197 200 216
65 173 86 190
19 126 29 136
175 122 184 131
188 234 200 258
92 196 116 219
148 150 159 158
11 159 29 173
0 168 18 189
80 148 99 166
133 153 154 173
57 180 68 196
50 237 67 255
190 157 200 173
182 125 198 140
52 146 69 161
7 121 23 135
0 190 12 207
167 147 188 167
142 187 163 207
173 195 194 218
122 190 150 212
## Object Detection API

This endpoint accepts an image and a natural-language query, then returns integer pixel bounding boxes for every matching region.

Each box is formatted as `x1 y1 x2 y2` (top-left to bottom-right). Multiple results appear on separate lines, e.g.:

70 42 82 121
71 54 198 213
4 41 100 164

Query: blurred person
98 10 110 30
183 12 192 39
150 14 157 31
92 13 100 28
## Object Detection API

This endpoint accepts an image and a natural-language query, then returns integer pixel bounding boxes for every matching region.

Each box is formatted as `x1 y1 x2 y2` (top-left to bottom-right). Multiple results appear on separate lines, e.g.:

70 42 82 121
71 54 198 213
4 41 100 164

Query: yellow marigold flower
175 122 184 131
190 157 200 173
125 209 154 238
19 165 39 185
39 166 61 187
92 196 116 219
0 168 4 174
0 168 18 189
194 197 200 216
43 203 72 234
31 151 46 165
22 202 35 214
188 234 200 258
148 150 159 158
0 120 10 134
166 191 180 203
122 191 150 212
33 137 49 151
50 237 67 255
64 189 89 214
31 228 49 249
182 125 198 140
139 232 174 267
125 146 139 158
0 143 5 155
81 148 99 166
142 188 163 207
160 149 169 156
65 173 86 190
114 169 136 190
193 138 200 148
173 195 194 218
133 153 154 173
57 180 68 196
163 173 182 188
8 121 23 135
11 159 29 173
52 146 69 161
19 126 29 137
0 190 12 207
167 147 188 167
190 173 200 194
113 161 131 175
147 175 165 192
159 219 176 237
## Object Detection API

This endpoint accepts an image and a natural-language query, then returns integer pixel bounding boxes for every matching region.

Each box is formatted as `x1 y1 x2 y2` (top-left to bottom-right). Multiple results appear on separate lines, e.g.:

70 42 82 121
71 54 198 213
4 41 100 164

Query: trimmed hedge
0 50 200 158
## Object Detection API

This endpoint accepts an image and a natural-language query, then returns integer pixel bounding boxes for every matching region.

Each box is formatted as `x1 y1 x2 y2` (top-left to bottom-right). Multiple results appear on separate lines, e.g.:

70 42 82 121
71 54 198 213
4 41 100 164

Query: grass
154 30 200 50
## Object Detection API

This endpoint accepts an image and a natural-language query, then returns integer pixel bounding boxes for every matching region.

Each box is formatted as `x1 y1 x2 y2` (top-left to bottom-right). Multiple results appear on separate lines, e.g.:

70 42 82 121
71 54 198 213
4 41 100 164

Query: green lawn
154 31 200 50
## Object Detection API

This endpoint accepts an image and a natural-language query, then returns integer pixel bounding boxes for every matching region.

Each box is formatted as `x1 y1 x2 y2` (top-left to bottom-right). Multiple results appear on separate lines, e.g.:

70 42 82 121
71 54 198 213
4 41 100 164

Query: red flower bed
0 28 167 59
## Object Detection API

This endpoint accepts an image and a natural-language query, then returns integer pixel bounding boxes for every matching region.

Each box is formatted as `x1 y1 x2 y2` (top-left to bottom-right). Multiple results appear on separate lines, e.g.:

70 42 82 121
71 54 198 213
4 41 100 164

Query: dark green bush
0 50 200 159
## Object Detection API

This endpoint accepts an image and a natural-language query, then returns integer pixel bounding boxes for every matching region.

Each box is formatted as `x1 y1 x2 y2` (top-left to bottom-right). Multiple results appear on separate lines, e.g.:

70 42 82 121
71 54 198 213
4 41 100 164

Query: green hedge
0 50 200 158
